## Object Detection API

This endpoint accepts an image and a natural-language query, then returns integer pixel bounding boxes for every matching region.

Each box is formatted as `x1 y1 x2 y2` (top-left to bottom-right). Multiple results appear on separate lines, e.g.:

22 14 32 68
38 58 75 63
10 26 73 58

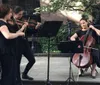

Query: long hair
13 6 23 14
0 4 11 18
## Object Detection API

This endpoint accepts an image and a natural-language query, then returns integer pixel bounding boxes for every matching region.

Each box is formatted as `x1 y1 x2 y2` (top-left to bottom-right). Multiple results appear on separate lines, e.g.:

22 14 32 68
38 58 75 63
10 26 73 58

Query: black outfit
76 29 97 42
10 24 36 82
0 20 17 85
17 37 36 80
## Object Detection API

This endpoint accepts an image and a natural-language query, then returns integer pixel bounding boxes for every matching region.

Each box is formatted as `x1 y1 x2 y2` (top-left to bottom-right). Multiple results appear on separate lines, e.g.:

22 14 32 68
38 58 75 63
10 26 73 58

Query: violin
7 18 37 28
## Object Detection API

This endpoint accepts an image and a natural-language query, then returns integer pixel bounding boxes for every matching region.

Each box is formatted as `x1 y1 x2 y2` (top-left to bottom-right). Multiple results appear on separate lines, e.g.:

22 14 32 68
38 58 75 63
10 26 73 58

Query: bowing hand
89 25 100 36
22 22 28 29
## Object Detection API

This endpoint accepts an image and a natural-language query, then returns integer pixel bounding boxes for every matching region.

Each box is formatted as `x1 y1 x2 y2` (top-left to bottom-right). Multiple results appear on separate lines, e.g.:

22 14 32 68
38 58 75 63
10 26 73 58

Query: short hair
13 6 23 14
0 4 11 18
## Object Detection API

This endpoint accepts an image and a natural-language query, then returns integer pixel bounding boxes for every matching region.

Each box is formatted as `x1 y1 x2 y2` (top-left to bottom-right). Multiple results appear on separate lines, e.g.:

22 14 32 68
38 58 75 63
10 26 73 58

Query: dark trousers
0 53 17 85
16 39 35 82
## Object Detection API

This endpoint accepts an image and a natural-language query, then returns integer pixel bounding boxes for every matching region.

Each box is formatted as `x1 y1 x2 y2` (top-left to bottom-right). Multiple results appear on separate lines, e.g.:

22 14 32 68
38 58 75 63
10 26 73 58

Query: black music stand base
65 58 78 85
58 41 83 85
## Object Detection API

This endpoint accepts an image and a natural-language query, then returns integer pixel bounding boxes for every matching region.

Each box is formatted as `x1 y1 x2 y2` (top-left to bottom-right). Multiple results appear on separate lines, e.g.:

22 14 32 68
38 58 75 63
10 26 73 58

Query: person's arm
35 22 41 29
89 25 100 36
70 33 78 41
0 25 25 39
17 22 28 32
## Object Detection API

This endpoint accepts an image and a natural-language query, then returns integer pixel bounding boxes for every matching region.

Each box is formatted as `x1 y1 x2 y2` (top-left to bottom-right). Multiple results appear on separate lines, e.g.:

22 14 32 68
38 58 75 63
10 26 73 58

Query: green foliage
56 21 78 42
56 24 68 42
37 37 59 53
35 0 98 15
37 21 78 53
82 13 89 20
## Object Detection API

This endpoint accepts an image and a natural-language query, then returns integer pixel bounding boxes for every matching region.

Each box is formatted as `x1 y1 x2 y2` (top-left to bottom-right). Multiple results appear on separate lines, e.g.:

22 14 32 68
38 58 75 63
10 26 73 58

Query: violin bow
23 17 30 33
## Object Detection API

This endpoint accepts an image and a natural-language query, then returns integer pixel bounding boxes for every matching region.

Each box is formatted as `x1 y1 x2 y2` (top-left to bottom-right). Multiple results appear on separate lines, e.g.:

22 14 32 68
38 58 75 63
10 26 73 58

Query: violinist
70 17 100 78
10 5 37 83
0 4 25 85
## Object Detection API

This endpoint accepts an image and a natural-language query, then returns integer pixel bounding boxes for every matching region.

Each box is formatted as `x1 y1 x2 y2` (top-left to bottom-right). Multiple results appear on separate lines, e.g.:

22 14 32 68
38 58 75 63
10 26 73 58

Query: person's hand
22 22 28 29
89 25 95 30
70 37 76 41
89 25 100 35
35 22 41 29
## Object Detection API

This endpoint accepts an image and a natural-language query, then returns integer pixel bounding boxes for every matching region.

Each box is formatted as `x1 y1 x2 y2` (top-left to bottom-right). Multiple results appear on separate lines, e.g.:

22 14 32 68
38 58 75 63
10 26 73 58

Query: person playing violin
70 17 100 78
11 5 41 83
0 4 26 85
7 6 40 85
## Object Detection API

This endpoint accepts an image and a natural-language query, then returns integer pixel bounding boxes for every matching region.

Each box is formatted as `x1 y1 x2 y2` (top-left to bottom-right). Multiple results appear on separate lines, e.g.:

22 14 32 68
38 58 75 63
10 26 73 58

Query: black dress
8 22 36 83
0 20 17 85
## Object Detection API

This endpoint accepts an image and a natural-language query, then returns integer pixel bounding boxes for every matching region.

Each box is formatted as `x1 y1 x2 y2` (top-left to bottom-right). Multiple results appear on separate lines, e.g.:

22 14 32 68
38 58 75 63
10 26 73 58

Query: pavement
20 55 100 83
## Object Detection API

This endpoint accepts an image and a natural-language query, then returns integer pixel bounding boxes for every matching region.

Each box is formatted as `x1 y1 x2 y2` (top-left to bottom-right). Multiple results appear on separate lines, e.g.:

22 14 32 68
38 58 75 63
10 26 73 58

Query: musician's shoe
22 74 33 80
78 69 84 76
91 70 97 78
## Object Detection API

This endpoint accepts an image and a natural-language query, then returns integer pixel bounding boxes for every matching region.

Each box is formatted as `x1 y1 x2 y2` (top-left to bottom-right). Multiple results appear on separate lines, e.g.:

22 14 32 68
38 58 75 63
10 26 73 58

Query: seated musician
70 17 100 78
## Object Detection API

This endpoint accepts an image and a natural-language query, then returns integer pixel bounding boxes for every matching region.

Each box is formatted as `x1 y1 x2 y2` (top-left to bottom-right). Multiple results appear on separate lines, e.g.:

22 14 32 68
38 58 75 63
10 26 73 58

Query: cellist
70 17 100 78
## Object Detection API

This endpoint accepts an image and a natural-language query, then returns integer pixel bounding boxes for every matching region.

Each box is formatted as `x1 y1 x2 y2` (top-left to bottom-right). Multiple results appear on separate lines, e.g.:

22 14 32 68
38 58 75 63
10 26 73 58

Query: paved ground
20 56 100 83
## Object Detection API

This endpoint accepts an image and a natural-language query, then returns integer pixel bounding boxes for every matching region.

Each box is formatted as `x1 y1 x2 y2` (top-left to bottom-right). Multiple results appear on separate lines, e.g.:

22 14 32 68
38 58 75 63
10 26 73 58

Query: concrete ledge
23 80 100 85
34 53 72 57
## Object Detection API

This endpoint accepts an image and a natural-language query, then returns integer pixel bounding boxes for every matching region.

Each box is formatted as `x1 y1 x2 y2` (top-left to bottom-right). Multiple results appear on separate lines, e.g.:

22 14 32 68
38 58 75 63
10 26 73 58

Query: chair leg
90 65 98 73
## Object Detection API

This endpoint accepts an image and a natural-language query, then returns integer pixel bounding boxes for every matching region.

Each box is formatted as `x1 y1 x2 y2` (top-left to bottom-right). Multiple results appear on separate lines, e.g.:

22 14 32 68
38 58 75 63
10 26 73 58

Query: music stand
58 41 83 85
37 21 63 85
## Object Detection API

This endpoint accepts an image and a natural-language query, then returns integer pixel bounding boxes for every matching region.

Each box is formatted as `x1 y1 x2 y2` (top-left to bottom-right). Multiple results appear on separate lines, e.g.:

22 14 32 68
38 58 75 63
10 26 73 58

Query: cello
72 28 96 68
